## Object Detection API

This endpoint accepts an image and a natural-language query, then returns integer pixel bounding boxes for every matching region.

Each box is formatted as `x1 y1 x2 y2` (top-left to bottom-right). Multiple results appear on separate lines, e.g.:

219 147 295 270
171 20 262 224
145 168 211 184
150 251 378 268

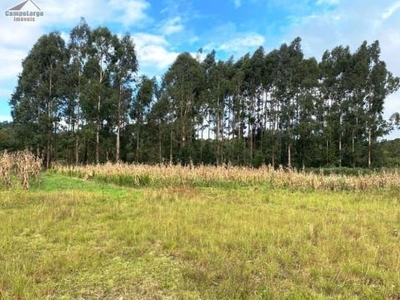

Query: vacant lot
1 173 400 299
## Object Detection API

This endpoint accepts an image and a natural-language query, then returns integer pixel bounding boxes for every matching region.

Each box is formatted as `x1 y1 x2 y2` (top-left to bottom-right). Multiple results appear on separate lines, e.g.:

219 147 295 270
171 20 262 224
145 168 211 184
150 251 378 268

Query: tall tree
81 27 116 163
202 51 231 164
67 18 91 164
293 57 320 168
275 37 304 168
131 75 157 162
247 46 265 162
263 49 281 166
10 32 68 167
319 45 352 166
111 33 138 162
160 52 205 163
344 41 399 167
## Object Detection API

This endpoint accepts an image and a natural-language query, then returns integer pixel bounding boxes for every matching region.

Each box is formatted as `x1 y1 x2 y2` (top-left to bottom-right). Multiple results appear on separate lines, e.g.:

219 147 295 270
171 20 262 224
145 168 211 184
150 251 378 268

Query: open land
0 167 400 299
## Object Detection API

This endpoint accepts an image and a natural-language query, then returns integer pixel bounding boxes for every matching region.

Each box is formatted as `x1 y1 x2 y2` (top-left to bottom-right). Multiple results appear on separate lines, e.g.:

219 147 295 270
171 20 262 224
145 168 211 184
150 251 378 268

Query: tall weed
0 150 41 189
52 162 400 191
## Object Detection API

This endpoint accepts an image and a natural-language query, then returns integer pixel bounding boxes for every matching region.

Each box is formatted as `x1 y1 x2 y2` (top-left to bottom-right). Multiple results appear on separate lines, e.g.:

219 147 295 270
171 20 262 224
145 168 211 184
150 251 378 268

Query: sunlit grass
0 173 400 299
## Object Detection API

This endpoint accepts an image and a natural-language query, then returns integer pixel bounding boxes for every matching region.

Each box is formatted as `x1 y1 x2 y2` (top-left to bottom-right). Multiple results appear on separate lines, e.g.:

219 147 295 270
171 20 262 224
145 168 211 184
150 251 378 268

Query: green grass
1 173 400 299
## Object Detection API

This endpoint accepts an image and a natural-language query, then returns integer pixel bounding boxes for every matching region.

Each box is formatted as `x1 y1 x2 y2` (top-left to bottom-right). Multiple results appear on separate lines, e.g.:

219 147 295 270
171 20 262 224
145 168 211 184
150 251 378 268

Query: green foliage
379 138 400 167
10 32 69 167
6 19 400 168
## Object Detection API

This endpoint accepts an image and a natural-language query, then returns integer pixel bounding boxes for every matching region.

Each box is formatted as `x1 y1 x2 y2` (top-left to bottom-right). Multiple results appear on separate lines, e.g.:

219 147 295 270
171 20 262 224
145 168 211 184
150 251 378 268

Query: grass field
1 172 400 299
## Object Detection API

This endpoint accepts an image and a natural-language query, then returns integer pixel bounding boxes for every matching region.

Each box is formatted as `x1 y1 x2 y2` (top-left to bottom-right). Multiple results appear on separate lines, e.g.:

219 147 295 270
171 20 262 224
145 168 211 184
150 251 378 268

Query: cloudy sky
1 0 399 138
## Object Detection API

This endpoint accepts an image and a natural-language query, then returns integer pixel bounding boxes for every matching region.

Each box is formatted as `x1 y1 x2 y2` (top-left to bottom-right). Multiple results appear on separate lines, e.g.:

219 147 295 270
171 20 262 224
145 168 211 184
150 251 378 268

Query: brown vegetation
0 150 41 189
53 162 400 191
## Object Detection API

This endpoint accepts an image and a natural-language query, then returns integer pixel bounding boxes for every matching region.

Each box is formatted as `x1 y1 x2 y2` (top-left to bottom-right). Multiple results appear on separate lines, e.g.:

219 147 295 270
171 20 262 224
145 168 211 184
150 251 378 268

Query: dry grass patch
0 150 41 189
53 162 400 191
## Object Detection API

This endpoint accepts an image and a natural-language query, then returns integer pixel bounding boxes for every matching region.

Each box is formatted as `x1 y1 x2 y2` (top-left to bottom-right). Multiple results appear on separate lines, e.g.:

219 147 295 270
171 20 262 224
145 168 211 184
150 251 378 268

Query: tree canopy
7 19 400 168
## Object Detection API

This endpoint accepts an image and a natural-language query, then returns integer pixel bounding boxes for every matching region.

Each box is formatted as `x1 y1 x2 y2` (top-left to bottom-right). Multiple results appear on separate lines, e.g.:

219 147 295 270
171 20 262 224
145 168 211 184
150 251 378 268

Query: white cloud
201 21 266 57
133 33 168 47
382 1 400 19
132 33 179 72
0 10 44 123
234 0 242 8
40 0 108 24
0 18 43 48
219 34 265 51
59 31 70 43
140 44 178 70
205 32 265 57
161 16 184 35
0 115 12 122
35 0 151 28
108 0 150 27
0 47 26 81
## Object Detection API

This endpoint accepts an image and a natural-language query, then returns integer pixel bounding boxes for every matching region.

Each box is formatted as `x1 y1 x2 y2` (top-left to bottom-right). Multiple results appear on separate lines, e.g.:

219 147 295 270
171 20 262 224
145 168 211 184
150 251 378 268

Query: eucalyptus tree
365 66 398 167
160 52 205 163
263 49 281 166
131 75 157 162
201 50 216 140
275 37 304 168
10 32 69 167
347 41 399 167
230 55 248 141
344 41 371 166
201 50 218 162
81 26 117 163
147 94 173 163
319 45 352 166
293 57 320 168
111 33 138 162
201 51 233 164
247 46 266 161
67 18 91 164
366 42 400 166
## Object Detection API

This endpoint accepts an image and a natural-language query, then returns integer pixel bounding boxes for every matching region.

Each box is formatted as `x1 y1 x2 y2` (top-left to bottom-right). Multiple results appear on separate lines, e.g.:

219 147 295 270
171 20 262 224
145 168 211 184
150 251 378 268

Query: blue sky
1 0 400 138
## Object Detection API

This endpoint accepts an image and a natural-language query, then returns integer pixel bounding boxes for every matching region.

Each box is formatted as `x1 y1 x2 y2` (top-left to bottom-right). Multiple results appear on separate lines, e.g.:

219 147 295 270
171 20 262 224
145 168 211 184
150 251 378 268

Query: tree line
8 19 400 168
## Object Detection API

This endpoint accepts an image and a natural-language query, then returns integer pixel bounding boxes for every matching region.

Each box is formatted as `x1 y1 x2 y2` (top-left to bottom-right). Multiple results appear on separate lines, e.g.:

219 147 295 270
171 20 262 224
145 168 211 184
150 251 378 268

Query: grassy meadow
1 164 400 299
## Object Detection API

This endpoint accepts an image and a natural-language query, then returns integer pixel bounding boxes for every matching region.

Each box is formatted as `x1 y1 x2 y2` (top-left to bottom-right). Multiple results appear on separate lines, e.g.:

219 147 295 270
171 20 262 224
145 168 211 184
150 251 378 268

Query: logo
5 0 44 22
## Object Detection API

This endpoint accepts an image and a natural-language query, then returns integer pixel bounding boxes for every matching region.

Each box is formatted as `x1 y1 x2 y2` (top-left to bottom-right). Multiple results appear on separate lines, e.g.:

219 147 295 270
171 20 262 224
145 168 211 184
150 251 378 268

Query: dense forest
5 19 400 168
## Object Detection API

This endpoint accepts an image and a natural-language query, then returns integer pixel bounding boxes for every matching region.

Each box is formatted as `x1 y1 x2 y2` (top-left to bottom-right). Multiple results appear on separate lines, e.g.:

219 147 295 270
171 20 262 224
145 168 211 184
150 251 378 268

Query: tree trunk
136 128 140 163
116 88 121 162
96 95 101 164
170 130 173 165
159 129 162 164
46 73 53 169
339 137 342 168
75 136 79 165
368 128 371 168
